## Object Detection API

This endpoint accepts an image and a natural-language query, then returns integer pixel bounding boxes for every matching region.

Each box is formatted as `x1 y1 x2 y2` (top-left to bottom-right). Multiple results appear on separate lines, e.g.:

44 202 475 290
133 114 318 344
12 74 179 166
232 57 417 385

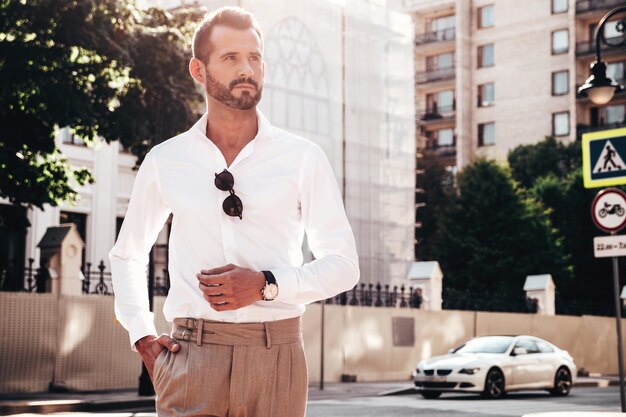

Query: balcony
417 105 456 125
415 29 455 47
576 0 626 14
415 67 456 85
577 121 626 140
576 41 626 57
418 133 457 159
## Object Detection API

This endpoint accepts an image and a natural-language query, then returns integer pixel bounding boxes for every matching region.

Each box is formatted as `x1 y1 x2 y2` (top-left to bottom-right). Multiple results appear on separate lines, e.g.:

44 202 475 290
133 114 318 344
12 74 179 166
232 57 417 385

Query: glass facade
251 0 416 285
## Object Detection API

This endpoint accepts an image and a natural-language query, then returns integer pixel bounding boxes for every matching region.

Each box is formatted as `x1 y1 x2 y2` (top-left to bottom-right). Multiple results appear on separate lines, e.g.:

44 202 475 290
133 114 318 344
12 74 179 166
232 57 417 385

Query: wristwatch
261 270 279 301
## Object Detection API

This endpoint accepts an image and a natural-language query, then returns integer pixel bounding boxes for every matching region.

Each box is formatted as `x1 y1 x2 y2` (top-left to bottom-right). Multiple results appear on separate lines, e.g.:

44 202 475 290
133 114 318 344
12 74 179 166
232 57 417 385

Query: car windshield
452 336 514 354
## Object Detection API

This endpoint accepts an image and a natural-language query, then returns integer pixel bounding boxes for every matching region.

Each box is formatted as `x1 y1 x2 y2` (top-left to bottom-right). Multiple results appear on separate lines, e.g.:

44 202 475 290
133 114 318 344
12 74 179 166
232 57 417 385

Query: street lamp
577 6 626 105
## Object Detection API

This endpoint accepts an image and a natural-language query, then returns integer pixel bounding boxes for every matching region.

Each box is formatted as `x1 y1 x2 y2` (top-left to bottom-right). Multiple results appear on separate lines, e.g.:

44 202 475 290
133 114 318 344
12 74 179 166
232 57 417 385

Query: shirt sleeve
271 144 360 304
108 151 171 350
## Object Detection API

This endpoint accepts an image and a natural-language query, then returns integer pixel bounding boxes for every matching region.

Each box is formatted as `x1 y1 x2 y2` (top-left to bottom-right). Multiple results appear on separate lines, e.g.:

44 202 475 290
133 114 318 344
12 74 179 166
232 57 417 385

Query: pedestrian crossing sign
582 127 626 188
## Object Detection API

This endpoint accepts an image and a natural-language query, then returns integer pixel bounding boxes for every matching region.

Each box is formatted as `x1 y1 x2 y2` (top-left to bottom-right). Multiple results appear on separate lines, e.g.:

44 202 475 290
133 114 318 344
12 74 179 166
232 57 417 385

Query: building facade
0 0 416 291
390 0 626 170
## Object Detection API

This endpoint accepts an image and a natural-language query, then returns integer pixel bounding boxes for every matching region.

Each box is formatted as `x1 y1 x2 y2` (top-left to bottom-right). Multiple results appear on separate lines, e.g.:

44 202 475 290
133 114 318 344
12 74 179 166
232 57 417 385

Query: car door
509 338 541 389
533 340 559 388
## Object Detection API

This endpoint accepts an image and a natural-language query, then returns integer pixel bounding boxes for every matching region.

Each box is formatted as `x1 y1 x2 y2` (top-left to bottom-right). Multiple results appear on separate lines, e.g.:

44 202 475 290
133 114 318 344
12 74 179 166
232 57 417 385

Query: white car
412 335 576 399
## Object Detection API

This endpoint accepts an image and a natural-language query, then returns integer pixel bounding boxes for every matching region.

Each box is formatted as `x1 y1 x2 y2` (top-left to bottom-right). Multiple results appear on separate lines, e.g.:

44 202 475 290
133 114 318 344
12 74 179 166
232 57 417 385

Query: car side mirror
512 347 528 356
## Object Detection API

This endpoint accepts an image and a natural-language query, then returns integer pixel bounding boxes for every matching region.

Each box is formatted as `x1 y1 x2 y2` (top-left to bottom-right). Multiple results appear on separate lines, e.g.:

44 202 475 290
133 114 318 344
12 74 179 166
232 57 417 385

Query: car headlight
414 368 421 374
459 368 480 375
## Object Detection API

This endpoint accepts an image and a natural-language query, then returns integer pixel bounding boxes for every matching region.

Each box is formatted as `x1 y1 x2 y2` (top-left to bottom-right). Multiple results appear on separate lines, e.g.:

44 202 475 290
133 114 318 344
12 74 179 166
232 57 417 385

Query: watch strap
262 270 277 285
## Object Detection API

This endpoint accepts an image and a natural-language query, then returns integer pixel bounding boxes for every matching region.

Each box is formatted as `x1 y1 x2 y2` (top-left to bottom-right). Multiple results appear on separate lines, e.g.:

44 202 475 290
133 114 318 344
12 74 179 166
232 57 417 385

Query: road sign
582 127 626 188
591 187 626 233
594 235 626 258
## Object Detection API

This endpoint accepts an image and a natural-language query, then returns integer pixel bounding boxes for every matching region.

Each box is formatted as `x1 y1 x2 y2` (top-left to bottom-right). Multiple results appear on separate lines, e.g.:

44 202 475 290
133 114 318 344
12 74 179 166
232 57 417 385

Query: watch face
264 283 279 300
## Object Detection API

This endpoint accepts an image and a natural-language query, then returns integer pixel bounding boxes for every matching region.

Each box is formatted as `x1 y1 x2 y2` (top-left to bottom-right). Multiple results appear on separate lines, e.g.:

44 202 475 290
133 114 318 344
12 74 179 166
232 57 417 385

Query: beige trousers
152 316 308 417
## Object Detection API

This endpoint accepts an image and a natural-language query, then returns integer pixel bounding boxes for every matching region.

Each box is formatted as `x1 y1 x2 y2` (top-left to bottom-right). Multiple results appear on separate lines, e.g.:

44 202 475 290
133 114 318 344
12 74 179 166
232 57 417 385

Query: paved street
4 386 621 417
307 387 622 417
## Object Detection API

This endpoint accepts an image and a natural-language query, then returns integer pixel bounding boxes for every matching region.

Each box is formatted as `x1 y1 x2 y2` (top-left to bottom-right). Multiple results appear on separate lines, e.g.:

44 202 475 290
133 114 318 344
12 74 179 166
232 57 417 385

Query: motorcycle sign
591 188 626 233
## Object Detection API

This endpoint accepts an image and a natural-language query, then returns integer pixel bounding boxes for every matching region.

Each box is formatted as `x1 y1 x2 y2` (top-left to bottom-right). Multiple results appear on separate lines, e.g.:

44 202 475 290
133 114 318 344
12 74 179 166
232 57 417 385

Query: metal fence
323 282 424 309
1 261 603 315
1 258 170 296
576 0 625 14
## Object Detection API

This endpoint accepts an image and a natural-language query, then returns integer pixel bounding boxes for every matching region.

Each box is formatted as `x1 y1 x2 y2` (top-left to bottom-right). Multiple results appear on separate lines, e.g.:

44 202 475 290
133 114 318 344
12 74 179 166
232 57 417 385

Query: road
306 387 621 416
9 387 620 417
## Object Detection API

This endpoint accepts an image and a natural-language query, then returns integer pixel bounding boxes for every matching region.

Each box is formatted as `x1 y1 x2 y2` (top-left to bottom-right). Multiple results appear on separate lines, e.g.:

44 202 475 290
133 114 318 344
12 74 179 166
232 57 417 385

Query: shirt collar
191 108 274 144
191 109 273 168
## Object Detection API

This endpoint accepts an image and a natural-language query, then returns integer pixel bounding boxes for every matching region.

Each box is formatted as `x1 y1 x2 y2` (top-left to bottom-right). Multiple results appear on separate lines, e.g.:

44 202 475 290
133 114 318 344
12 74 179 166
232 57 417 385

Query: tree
0 0 203 209
508 137 625 316
434 159 570 312
415 151 454 260
528 171 616 315
508 136 581 189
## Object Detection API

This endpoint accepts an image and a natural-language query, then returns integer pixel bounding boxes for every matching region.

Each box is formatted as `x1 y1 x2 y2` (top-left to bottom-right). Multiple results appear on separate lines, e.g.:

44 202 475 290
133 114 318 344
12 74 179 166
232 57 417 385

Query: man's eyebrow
219 51 239 58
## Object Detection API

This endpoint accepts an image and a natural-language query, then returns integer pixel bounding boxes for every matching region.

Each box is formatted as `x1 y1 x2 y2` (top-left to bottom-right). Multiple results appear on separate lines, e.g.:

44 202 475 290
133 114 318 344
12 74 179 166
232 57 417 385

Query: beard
205 70 263 111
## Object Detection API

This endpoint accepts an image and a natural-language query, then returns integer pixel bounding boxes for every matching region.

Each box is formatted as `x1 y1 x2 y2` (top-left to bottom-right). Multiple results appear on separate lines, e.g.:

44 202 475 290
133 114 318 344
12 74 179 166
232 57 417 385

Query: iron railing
576 0 625 14
323 282 424 308
415 29 455 46
415 67 456 85
576 40 626 56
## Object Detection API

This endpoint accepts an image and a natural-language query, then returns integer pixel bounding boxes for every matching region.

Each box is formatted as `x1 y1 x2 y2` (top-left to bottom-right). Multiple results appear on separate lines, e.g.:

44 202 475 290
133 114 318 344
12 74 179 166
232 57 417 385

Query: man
109 6 359 417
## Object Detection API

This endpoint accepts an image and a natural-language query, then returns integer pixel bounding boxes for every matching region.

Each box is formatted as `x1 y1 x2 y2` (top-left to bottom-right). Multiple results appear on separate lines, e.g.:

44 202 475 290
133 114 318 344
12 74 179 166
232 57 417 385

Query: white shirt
109 111 360 347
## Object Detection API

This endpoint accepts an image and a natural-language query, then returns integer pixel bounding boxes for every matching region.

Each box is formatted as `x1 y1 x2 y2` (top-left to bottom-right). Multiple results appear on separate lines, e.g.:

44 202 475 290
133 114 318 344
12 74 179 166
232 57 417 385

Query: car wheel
550 367 572 396
420 391 442 399
482 368 506 399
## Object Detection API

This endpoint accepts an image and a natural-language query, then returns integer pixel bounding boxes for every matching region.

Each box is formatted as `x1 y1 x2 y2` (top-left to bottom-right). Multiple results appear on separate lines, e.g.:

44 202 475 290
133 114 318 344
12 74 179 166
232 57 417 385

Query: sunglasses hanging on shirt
214 169 243 219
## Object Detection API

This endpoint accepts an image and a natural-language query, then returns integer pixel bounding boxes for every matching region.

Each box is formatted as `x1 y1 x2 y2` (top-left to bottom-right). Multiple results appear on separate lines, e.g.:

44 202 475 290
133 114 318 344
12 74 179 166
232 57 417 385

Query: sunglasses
214 169 243 219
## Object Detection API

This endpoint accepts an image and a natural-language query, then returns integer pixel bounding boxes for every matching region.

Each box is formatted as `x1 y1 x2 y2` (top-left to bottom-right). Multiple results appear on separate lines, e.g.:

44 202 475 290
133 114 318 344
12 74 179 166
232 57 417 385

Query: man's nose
238 60 254 78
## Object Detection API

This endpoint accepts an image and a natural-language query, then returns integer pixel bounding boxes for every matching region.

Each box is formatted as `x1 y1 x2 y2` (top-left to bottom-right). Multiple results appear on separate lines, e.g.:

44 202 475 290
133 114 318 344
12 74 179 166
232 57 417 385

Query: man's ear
189 57 206 85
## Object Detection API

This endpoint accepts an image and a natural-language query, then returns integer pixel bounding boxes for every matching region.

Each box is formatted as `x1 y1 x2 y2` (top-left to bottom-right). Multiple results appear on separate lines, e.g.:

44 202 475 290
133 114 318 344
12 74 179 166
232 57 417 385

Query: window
478 44 495 68
537 341 555 353
478 83 495 107
436 128 455 147
426 90 454 113
63 132 87 147
428 15 455 40
478 122 495 146
606 20 624 39
552 111 570 136
551 0 567 14
605 105 625 124
478 5 494 28
514 339 540 354
608 61 625 84
552 70 569 95
552 29 569 54
426 52 454 70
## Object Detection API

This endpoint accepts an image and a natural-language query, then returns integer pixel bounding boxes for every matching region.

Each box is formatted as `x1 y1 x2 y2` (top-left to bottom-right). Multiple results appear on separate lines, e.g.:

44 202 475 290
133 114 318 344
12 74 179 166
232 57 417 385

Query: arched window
261 18 330 136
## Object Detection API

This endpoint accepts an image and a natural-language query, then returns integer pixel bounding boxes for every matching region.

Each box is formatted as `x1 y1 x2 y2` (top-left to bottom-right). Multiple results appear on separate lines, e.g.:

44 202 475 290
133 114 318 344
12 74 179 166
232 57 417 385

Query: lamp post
577 6 626 105
579 8 626 413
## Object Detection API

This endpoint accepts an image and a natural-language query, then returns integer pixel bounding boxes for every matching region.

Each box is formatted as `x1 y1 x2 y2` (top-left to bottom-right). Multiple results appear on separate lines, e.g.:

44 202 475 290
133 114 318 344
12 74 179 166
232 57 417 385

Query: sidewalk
0 377 619 416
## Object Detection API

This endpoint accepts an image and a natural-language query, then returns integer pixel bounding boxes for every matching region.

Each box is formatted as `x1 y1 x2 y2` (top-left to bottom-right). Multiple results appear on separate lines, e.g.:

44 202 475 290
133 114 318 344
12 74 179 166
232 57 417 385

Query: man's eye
225 56 235 60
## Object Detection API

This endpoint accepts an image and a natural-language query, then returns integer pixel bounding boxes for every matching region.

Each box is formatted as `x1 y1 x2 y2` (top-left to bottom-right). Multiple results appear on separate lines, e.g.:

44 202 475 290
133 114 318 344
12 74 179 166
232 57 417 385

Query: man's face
202 25 264 110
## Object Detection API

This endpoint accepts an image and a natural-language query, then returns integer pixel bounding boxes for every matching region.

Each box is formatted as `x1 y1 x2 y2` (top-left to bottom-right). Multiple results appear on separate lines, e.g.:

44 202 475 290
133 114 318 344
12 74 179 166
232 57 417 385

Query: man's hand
135 334 180 381
197 264 265 311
